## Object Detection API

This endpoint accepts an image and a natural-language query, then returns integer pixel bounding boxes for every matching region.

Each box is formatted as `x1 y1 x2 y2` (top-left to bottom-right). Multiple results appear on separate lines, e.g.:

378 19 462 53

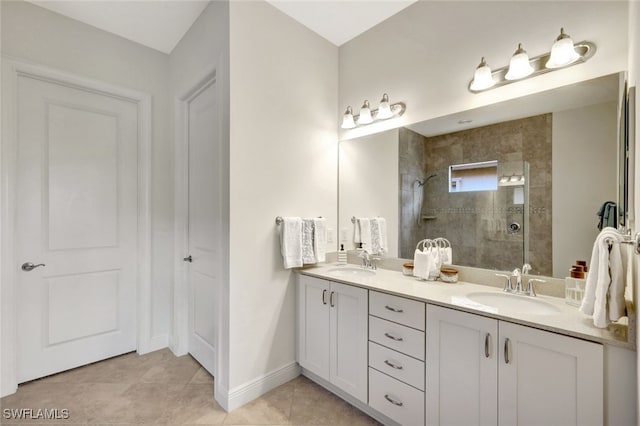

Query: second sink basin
326 267 376 277
465 292 561 315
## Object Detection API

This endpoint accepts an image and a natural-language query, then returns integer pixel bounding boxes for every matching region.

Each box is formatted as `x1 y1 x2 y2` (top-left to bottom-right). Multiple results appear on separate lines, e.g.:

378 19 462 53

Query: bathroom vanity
296 265 635 426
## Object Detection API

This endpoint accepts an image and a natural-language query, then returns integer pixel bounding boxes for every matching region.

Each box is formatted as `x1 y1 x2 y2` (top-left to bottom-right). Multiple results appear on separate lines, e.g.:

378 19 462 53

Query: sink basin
326 267 376 277
465 292 561 315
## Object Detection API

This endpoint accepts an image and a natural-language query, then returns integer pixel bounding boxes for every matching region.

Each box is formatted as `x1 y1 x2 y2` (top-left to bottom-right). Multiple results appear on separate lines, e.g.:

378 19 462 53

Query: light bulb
341 106 356 129
376 93 393 119
470 57 496 91
546 28 580 68
505 43 534 80
357 100 373 124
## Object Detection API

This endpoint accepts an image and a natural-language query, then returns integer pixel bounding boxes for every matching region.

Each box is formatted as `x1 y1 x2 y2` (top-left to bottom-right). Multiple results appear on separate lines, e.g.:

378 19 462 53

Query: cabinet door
426 305 498 426
499 321 603 426
330 281 368 403
297 275 330 380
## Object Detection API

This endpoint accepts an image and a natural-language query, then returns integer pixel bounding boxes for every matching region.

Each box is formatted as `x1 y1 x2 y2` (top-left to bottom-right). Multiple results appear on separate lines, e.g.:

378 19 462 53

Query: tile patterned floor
0 349 381 425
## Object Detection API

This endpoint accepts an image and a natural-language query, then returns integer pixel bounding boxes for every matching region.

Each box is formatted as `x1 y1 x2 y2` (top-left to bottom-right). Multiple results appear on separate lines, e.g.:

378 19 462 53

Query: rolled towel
413 249 434 280
280 217 303 269
313 217 327 263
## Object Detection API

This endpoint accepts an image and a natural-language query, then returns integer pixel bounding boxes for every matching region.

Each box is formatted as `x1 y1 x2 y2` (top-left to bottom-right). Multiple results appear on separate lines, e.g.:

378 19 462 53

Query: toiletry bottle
338 244 347 264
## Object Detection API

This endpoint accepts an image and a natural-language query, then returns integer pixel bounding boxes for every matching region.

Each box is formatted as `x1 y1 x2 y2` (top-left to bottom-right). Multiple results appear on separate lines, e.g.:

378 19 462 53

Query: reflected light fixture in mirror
469 28 596 93
341 93 406 129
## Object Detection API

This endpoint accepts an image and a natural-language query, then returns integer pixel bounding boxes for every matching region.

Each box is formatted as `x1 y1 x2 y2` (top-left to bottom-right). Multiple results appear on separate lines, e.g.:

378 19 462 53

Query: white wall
0 0 173 347
552 102 618 277
339 129 399 256
168 0 231 402
228 0 338 401
339 1 628 141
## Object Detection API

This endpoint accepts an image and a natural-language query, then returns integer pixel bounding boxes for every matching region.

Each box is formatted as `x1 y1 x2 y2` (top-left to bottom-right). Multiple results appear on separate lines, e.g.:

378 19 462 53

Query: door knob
21 262 45 272
183 255 193 263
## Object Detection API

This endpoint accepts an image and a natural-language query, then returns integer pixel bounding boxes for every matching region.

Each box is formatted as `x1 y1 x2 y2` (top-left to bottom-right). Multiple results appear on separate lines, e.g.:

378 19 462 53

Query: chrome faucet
512 268 523 293
359 249 372 269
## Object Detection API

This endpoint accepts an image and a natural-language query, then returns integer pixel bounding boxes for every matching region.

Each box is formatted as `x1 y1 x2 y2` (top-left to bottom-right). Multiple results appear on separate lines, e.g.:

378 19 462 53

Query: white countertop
299 263 633 349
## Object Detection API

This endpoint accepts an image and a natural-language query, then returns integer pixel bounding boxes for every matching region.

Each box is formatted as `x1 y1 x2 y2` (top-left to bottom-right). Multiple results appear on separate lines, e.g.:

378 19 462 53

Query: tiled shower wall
399 114 552 276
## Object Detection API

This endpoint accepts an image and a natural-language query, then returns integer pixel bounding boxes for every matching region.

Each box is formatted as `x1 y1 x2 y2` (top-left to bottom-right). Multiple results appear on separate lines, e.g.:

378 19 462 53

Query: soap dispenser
338 244 347 264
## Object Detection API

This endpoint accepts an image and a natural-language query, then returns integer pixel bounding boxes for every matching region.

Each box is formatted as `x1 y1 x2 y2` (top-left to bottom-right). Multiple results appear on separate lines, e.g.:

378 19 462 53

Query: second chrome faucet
496 264 545 297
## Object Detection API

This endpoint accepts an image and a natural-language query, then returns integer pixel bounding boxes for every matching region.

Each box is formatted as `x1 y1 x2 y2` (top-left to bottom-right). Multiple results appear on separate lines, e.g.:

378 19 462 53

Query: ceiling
25 0 417 54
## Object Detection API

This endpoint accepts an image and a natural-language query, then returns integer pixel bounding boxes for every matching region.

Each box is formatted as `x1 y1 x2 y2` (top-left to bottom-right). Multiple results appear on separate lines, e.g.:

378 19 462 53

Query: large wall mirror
339 72 631 279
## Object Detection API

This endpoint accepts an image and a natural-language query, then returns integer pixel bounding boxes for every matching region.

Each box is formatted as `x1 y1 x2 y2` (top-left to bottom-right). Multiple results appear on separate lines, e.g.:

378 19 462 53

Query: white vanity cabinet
426 305 604 426
296 275 368 403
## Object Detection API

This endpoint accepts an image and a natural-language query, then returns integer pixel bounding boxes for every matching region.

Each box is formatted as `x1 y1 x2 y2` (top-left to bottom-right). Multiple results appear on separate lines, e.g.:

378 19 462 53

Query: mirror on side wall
338 72 630 279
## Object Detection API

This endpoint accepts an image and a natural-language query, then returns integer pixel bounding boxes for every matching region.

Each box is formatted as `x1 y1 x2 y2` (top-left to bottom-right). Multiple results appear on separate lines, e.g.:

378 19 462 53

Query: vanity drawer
369 367 424 426
369 315 425 360
368 341 424 391
370 291 425 331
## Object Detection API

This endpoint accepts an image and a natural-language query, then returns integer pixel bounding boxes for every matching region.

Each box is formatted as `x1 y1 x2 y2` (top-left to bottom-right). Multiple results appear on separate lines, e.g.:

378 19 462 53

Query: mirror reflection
339 73 624 278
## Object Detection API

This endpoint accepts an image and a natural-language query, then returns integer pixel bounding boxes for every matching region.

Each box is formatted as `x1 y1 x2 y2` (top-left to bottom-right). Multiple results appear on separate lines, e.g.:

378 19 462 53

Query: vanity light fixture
357 100 373 124
505 43 534 80
341 93 406 129
469 57 496 91
468 28 596 93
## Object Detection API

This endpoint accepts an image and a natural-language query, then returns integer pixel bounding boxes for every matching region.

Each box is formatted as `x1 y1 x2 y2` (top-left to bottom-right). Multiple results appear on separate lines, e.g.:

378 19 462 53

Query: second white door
186 77 222 376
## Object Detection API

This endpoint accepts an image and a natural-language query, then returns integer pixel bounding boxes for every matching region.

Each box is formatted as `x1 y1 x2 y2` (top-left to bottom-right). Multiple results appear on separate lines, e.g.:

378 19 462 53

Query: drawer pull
383 359 403 370
322 289 327 305
330 291 335 307
384 305 404 313
384 394 404 407
384 332 404 342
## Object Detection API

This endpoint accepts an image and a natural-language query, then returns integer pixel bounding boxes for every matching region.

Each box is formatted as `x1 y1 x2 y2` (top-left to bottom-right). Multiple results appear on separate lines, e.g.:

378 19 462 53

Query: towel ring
416 239 432 250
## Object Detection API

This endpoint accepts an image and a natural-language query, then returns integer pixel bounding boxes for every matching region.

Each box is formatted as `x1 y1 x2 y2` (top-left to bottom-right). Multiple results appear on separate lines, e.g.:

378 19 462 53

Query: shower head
416 173 438 186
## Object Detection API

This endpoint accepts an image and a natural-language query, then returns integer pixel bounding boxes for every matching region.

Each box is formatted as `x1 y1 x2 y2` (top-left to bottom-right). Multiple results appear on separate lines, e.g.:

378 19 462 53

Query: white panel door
16 74 138 382
296 275 330 380
186 78 221 376
329 281 368 403
426 305 498 426
499 321 604 426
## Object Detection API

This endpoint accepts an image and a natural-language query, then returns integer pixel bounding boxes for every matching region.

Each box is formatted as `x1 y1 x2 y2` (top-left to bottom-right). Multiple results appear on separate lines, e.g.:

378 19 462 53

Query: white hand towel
280 217 303 269
608 236 626 322
428 247 441 280
580 227 626 327
376 217 388 254
358 218 372 252
442 247 453 265
313 217 327 263
353 218 361 243
301 219 316 264
413 249 433 280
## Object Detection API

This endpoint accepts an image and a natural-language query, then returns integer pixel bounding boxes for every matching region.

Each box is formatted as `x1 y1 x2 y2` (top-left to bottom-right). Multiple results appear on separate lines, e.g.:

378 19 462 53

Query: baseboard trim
301 368 400 426
226 361 301 412
139 334 169 355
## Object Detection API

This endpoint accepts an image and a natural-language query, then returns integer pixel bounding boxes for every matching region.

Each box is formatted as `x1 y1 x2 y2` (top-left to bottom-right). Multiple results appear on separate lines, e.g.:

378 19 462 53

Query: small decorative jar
440 267 459 283
402 262 414 276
